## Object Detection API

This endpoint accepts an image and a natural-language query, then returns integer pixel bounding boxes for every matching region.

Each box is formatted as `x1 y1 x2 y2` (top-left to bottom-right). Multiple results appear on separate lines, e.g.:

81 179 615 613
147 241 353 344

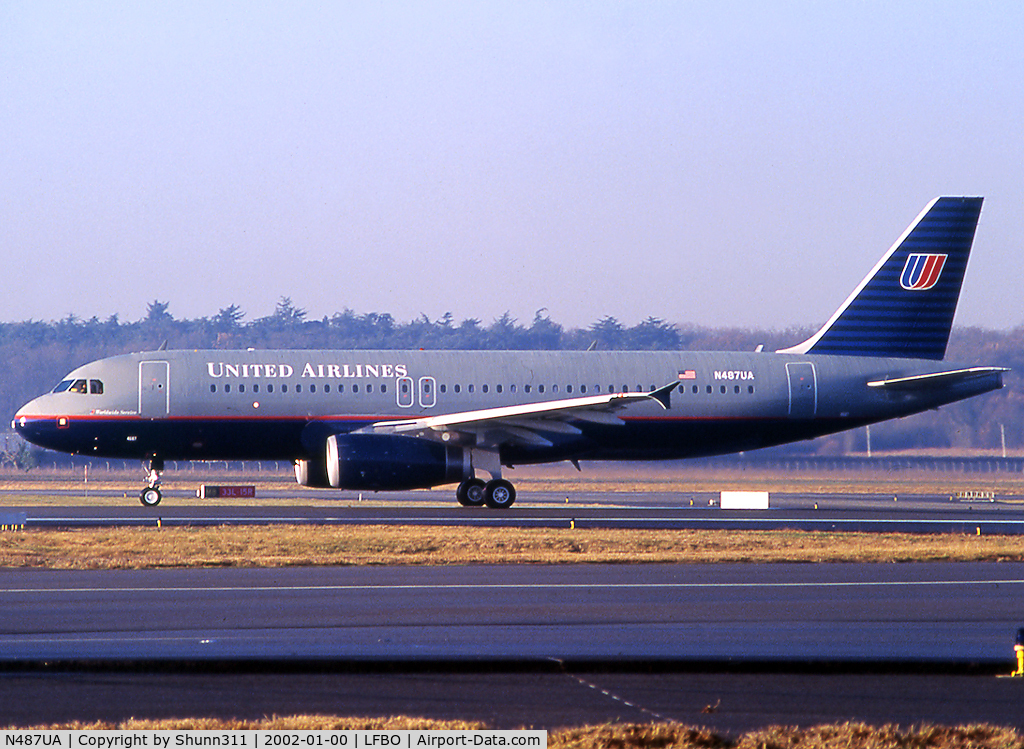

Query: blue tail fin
778 197 983 360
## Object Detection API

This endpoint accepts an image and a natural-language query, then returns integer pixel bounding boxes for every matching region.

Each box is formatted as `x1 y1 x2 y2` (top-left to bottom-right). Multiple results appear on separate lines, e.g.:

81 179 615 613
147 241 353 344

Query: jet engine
294 458 331 488
325 433 472 491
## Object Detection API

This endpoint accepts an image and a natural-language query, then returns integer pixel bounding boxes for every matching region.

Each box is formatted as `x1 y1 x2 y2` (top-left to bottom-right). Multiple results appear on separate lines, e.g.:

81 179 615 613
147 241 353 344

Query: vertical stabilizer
778 196 983 360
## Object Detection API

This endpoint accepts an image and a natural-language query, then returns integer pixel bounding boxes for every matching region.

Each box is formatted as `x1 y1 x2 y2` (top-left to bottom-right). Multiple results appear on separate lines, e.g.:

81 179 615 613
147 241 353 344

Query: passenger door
139 361 169 418
785 362 817 418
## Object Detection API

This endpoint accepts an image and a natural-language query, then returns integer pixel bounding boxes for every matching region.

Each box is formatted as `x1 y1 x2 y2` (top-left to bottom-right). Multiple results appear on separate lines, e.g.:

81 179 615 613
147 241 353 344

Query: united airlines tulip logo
900 253 947 291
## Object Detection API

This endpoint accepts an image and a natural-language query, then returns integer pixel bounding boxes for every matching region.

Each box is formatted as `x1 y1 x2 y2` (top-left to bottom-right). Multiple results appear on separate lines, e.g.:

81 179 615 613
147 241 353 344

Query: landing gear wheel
484 479 516 509
456 478 486 507
140 456 164 507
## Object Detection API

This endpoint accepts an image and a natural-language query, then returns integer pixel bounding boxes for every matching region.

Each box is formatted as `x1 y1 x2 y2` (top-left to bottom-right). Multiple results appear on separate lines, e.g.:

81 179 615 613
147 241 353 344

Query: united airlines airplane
13 197 1007 508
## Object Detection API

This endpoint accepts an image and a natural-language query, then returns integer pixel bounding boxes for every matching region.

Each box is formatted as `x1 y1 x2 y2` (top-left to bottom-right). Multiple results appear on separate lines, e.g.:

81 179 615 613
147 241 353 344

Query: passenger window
268 384 274 393
367 384 373 393
692 385 698 394
210 384 217 393
253 384 259 393
748 386 755 394
225 384 232 393
282 384 288 393
352 384 358 393
381 384 387 393
539 385 545 393
734 385 740 394
510 384 517 393
440 384 447 393
324 384 331 393
239 384 246 393
524 385 531 393
89 380 104 395
482 384 489 394
567 385 573 393
310 384 316 393
720 385 726 394
496 385 502 393
706 385 712 394
469 384 475 393
454 385 461 393
296 384 302 393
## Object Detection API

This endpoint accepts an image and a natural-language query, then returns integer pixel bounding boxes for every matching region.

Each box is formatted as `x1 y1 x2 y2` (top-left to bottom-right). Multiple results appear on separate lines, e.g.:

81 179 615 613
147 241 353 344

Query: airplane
12 197 1007 508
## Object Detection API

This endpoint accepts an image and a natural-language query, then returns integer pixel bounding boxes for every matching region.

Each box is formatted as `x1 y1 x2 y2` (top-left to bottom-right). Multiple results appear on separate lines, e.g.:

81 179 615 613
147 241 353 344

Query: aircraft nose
12 396 50 442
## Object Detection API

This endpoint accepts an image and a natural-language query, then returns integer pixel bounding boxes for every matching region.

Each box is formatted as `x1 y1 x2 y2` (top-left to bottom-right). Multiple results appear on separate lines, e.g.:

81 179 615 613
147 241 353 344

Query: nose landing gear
139 457 164 507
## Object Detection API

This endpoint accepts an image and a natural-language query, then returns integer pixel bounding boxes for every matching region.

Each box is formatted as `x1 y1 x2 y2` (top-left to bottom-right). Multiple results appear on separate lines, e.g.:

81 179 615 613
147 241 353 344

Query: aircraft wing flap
867 367 1009 391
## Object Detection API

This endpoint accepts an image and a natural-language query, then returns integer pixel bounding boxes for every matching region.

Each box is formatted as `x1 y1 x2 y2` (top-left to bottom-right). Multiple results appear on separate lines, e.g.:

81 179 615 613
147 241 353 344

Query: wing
867 366 1008 391
360 381 677 448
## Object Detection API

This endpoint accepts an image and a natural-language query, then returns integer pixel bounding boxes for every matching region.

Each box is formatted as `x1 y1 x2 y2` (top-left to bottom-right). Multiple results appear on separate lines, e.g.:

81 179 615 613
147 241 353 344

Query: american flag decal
678 370 696 380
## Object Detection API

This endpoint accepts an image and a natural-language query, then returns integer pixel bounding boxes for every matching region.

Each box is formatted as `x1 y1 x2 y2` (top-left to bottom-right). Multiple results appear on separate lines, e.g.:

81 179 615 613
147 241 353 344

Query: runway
3 563 1024 662
3 491 1024 729
2 563 1024 730
2 666 1023 732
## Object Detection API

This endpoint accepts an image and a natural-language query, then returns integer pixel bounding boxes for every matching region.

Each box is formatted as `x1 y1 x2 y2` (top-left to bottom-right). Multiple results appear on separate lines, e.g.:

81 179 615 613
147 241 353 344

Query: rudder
779 196 983 360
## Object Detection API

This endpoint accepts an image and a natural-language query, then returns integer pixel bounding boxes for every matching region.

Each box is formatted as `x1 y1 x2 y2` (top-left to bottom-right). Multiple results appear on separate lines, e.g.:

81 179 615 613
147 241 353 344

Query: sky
2 1 1022 332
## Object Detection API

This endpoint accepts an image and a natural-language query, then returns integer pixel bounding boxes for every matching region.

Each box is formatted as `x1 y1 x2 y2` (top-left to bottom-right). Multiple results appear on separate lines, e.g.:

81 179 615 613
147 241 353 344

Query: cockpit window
52 378 103 394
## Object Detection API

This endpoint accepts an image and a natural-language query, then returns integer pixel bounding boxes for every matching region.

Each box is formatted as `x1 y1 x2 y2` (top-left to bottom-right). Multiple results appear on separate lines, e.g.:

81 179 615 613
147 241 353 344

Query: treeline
2 298 1021 456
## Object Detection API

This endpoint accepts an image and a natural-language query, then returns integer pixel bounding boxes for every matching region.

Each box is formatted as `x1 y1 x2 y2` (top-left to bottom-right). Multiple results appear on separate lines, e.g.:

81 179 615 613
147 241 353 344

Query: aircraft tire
483 479 516 509
456 478 486 507
140 487 162 507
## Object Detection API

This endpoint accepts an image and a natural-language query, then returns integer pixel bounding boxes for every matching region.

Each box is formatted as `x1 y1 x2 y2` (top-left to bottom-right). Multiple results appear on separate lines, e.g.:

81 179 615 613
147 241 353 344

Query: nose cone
13 395 62 450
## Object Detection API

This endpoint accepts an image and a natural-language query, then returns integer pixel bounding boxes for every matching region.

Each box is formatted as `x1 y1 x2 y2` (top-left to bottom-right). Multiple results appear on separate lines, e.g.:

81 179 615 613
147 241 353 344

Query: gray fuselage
13 348 1003 467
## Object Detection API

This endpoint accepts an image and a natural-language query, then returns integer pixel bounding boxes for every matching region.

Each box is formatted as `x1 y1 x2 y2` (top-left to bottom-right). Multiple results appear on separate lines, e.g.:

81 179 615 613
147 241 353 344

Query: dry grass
4 716 488 731
3 720 1022 749
3 525 1024 569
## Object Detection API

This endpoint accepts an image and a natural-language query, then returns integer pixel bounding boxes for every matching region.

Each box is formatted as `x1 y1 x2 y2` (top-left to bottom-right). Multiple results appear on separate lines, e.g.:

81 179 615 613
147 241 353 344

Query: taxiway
4 488 1024 533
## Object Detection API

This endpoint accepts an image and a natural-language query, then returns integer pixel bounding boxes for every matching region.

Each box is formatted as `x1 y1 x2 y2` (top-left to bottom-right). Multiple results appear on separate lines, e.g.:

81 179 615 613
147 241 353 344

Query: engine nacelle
325 433 472 491
294 458 332 488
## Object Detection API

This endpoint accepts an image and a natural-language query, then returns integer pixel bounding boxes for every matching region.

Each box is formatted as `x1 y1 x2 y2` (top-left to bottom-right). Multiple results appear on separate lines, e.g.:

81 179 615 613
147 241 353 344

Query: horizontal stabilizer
867 367 1008 391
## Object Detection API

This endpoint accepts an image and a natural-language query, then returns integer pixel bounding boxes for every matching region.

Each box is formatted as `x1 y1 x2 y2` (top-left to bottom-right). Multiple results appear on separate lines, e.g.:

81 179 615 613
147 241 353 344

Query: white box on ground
720 491 770 509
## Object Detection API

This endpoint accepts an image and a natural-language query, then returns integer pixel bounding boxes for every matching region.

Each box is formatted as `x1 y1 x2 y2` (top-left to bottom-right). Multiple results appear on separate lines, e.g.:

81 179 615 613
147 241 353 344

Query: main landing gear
139 457 164 507
456 478 516 509
456 449 516 508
